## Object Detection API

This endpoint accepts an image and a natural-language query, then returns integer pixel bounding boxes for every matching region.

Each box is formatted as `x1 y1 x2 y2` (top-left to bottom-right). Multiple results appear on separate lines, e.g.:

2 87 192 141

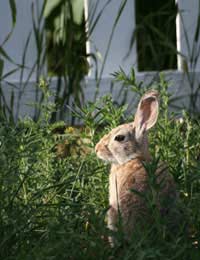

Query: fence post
84 0 137 79
176 0 200 71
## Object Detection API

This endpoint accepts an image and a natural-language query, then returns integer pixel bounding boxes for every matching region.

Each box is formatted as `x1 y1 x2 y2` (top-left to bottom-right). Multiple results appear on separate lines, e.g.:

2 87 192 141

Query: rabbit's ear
134 90 159 140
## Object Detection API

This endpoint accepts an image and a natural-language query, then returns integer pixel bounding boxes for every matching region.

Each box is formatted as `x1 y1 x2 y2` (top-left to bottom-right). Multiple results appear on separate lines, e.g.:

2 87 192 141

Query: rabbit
95 90 178 245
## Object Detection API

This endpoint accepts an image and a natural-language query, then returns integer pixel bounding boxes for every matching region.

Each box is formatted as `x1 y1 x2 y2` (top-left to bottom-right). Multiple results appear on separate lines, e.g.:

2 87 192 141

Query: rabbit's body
95 91 178 244
108 158 176 241
108 159 146 239
109 159 145 211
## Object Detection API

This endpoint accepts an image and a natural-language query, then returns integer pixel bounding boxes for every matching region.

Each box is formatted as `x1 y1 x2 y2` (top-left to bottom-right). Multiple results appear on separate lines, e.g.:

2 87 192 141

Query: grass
0 76 200 259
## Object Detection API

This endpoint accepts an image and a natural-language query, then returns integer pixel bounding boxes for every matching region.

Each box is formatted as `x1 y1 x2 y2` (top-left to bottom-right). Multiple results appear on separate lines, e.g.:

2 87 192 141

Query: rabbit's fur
95 90 178 244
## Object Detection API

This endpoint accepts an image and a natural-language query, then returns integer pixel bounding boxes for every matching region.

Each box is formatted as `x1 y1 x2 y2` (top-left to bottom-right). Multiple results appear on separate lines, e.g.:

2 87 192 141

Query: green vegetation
0 75 200 259
1 1 200 259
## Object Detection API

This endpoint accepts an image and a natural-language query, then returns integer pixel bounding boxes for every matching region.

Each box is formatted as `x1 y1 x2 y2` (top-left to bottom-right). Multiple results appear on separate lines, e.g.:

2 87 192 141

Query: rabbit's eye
114 135 125 142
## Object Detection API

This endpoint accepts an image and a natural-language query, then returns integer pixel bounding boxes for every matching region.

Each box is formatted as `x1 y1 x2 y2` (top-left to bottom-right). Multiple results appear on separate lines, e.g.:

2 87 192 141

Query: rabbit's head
95 90 159 164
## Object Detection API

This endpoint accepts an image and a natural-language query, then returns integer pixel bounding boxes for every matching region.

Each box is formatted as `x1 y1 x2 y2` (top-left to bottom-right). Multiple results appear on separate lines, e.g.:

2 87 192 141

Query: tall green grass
0 76 200 259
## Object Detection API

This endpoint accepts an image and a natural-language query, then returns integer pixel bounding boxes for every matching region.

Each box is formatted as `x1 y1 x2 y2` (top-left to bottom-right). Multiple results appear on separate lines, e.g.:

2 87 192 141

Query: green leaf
0 0 17 46
0 46 14 63
0 58 4 77
43 0 63 18
9 0 17 26
10 89 15 116
0 68 20 81
72 0 84 25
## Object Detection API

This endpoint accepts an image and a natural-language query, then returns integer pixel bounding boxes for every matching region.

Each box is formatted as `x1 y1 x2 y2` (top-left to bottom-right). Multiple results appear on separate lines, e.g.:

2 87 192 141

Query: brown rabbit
95 90 178 244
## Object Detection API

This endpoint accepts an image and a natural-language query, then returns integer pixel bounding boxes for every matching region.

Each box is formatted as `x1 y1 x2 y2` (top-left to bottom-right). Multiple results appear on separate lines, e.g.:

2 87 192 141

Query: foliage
44 0 87 118
0 76 200 259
